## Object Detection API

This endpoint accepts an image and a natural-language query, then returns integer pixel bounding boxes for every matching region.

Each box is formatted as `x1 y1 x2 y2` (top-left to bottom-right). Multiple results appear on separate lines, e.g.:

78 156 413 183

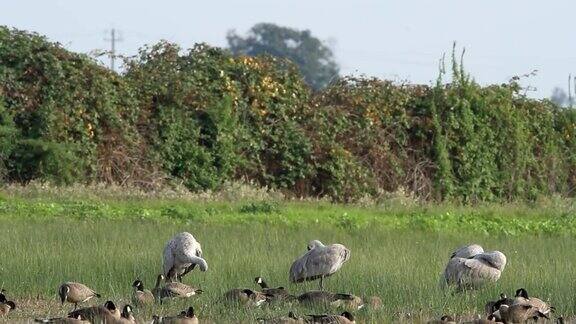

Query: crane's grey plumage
441 245 506 290
289 240 350 290
163 232 208 282
450 244 484 259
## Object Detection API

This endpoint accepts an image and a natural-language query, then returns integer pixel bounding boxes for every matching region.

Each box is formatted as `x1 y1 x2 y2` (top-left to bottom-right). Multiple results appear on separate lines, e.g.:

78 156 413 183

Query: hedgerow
0 26 574 202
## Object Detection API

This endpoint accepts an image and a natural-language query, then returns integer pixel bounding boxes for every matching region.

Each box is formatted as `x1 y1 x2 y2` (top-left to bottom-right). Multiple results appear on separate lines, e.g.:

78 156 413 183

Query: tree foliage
0 26 574 202
227 23 339 90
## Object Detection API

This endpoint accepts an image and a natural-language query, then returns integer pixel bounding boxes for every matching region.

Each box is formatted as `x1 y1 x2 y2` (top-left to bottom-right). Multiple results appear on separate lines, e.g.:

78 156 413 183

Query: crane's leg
319 276 324 290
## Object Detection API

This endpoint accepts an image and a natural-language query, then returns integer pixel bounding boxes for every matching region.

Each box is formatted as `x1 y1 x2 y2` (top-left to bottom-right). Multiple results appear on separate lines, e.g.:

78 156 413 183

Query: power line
104 28 123 71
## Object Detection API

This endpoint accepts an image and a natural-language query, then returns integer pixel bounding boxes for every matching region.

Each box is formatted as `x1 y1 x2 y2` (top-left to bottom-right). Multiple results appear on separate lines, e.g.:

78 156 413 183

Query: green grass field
0 190 574 323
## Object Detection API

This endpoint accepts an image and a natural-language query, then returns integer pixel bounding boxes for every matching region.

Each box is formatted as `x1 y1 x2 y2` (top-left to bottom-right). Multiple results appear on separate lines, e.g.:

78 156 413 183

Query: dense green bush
124 42 313 191
0 26 574 202
0 27 142 184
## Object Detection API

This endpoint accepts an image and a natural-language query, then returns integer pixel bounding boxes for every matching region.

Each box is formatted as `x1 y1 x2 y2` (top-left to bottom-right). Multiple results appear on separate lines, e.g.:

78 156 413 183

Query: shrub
1 27 574 202
0 26 142 184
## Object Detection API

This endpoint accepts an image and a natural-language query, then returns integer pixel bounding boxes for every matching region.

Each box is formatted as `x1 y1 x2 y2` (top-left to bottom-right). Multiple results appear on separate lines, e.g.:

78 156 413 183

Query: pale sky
3 0 575 98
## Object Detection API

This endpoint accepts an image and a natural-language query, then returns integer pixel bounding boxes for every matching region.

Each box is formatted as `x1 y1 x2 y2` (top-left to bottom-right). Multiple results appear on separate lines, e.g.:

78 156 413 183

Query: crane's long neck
189 256 208 271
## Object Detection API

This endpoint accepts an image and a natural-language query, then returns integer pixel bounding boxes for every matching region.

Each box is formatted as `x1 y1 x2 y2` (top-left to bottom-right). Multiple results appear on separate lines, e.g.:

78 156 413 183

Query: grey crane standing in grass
163 232 208 282
441 244 507 291
289 240 350 290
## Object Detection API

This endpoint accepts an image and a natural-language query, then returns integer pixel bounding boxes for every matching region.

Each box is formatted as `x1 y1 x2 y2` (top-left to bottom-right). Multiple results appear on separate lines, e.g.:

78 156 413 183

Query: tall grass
0 218 574 322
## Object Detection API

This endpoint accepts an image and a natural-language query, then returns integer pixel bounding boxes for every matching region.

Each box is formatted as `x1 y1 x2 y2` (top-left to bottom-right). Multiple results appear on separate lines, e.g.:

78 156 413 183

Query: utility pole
569 74 573 108
104 28 122 71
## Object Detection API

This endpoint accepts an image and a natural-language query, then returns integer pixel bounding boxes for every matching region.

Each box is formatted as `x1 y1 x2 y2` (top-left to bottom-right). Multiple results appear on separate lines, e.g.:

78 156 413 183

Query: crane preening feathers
441 244 507 291
289 240 350 290
163 232 208 282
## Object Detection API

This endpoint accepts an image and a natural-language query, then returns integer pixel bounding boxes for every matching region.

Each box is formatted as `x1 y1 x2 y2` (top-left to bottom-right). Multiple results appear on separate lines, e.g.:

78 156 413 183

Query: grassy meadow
0 187 574 323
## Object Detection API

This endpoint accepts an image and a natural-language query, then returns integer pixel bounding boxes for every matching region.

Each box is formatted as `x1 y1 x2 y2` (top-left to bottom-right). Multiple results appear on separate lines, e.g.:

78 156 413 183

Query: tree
551 87 570 107
227 23 339 90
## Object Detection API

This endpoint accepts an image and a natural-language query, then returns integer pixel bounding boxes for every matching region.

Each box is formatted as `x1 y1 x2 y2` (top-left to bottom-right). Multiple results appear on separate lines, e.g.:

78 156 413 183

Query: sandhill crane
289 240 350 290
450 244 484 259
163 232 208 282
441 244 506 290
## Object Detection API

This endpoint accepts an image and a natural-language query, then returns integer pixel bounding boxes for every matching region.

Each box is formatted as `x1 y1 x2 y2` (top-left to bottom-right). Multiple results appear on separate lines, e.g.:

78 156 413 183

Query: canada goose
0 289 6 303
258 311 305 324
153 274 203 302
0 300 15 316
305 311 355 324
163 232 208 282
58 282 100 310
224 288 269 307
426 315 456 324
289 240 350 290
495 304 544 323
441 245 506 290
485 293 514 316
34 314 90 323
462 318 498 323
154 306 199 324
116 304 136 323
461 315 502 323
132 279 155 305
255 277 292 301
297 291 364 310
67 300 119 322
513 288 553 317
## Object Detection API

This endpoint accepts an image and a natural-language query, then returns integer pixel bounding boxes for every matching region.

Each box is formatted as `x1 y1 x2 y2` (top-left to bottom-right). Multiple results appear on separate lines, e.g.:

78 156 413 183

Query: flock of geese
0 233 560 323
